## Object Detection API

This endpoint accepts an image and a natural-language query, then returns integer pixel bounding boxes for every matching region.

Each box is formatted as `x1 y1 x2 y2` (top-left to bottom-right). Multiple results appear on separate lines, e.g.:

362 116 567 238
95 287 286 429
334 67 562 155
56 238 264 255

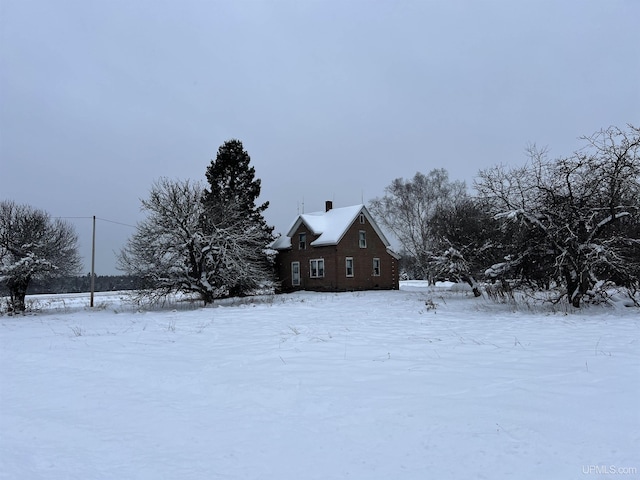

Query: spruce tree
201 139 274 295
202 139 269 227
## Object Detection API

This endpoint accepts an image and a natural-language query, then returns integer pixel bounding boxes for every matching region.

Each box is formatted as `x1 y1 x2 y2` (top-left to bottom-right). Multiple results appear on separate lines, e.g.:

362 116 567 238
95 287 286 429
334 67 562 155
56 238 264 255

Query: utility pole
90 215 96 307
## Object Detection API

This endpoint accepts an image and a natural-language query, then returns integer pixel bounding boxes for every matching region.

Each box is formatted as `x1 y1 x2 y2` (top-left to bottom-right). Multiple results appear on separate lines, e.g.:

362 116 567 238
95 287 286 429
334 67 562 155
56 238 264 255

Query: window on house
299 232 307 250
310 259 325 278
373 258 381 276
359 230 367 248
291 262 301 286
359 213 365 224
345 257 354 277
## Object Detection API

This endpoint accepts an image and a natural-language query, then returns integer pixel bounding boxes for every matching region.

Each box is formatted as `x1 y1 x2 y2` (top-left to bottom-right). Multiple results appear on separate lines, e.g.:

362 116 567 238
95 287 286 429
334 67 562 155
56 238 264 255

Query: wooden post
90 215 96 307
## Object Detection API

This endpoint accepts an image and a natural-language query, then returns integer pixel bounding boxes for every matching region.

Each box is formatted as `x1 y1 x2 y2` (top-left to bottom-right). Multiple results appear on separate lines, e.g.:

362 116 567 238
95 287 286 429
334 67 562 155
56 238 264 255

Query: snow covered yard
1 284 638 480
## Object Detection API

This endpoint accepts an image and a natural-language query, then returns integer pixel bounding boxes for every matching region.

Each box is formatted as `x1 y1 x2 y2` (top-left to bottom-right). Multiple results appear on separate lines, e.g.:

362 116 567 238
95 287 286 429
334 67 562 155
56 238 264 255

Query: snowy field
1 282 638 480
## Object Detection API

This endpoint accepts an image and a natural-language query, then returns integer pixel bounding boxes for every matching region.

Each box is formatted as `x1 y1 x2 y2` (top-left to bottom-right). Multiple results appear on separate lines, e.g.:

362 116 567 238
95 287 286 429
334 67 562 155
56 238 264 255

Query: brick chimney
325 200 333 212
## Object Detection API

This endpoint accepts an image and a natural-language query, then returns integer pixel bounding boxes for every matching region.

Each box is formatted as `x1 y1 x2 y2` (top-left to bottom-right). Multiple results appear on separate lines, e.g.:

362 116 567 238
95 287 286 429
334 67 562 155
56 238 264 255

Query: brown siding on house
275 208 399 292
330 215 397 291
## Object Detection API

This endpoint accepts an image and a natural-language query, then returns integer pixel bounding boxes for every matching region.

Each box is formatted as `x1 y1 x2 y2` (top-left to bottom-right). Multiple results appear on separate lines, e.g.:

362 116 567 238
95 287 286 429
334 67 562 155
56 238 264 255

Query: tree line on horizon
1 125 639 312
0 274 145 297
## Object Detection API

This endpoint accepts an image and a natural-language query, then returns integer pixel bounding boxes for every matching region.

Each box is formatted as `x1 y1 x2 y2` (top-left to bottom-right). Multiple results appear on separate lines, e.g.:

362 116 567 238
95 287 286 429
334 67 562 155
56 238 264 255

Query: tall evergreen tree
202 139 270 229
201 139 274 295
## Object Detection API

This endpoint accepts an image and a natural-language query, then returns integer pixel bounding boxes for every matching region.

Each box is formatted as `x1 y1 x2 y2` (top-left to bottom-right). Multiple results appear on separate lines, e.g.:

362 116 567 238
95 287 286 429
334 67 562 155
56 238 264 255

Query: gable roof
271 204 395 251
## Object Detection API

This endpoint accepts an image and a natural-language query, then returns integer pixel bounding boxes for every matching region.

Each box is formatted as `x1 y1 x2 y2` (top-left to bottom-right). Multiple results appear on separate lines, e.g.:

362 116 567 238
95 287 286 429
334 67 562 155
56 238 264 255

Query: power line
95 217 137 229
55 216 137 228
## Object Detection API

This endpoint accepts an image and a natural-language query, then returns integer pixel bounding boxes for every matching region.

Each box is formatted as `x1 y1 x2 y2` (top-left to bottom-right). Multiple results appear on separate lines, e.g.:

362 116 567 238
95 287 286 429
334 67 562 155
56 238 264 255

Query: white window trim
310 258 325 278
359 230 367 248
345 257 354 277
291 261 301 286
373 258 381 276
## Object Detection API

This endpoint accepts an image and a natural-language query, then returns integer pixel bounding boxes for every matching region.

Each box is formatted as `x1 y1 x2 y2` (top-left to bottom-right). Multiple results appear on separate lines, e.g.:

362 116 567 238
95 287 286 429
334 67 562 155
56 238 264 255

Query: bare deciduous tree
0 200 81 312
428 197 501 296
477 125 640 307
118 178 274 304
369 169 467 280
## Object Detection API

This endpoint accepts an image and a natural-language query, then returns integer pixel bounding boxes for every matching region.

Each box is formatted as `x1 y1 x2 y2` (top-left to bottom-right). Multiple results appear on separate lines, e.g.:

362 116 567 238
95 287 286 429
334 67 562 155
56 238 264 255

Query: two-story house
271 201 400 292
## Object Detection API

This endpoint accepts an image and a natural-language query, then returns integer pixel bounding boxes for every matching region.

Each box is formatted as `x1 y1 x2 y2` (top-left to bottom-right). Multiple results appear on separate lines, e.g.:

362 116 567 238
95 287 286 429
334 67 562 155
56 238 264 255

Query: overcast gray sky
1 0 639 275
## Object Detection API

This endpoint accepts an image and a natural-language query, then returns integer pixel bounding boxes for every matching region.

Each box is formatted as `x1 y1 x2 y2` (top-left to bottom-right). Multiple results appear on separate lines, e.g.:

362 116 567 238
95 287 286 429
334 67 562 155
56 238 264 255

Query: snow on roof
270 235 291 250
302 204 364 246
271 204 393 250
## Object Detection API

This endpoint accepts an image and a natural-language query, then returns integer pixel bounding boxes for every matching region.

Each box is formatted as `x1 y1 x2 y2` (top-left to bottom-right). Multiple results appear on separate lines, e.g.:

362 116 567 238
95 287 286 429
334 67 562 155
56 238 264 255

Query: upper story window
299 232 306 250
359 230 367 248
359 213 365 224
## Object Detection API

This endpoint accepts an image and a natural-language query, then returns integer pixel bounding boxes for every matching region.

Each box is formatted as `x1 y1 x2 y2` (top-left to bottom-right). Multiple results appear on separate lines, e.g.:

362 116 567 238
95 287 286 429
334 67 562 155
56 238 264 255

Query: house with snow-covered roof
271 201 400 292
